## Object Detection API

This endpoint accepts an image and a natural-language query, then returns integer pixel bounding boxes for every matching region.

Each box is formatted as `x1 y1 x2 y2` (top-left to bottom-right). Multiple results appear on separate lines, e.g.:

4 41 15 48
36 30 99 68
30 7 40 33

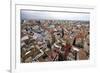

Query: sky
21 10 90 21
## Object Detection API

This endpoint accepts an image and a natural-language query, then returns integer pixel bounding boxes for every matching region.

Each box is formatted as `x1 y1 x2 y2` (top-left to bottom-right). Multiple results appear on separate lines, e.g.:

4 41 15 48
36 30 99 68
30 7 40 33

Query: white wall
0 0 99 73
